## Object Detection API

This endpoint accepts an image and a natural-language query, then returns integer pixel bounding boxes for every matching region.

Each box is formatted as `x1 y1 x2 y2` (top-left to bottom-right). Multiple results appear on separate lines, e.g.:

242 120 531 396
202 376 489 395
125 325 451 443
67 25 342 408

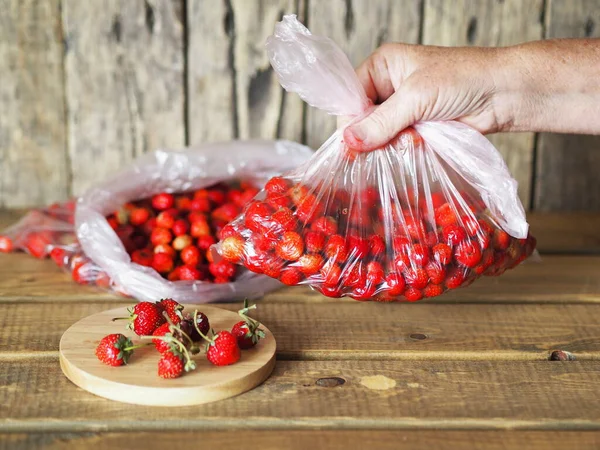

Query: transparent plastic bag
213 15 537 302
0 140 313 303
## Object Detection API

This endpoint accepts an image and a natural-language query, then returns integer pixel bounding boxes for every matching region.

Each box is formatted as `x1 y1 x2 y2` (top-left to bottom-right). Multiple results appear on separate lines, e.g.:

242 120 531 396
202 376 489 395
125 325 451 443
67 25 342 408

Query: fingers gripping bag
213 15 537 302
1 140 313 303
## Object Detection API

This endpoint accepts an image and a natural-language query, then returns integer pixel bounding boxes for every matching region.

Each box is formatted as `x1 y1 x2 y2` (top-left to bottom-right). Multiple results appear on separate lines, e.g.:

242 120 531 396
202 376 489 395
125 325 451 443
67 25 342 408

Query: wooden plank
305 0 422 150
187 0 236 143
4 301 600 360
4 430 600 450
63 0 185 196
534 0 600 211
231 0 305 142
423 0 545 208
0 0 69 208
3 359 600 430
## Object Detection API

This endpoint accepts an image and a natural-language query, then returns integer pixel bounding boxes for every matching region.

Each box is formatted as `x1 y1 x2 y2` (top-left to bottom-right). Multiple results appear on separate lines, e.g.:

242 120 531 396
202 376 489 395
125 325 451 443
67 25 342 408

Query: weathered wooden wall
0 0 598 210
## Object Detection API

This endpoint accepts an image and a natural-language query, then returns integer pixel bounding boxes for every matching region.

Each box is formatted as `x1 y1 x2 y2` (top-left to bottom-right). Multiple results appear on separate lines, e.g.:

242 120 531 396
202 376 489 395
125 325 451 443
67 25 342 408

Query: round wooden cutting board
59 304 276 407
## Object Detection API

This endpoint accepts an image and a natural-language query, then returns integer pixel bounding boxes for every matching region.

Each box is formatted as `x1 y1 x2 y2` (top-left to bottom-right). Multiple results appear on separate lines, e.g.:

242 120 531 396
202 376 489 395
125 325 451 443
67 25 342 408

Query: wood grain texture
0 0 69 208
423 0 545 208
305 0 422 150
4 359 600 430
63 0 185 196
5 300 600 360
231 0 305 142
534 0 600 211
4 430 600 450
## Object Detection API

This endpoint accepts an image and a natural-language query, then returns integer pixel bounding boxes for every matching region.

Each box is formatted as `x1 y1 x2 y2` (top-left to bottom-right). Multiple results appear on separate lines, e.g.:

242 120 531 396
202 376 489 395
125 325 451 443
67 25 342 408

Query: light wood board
59 305 276 407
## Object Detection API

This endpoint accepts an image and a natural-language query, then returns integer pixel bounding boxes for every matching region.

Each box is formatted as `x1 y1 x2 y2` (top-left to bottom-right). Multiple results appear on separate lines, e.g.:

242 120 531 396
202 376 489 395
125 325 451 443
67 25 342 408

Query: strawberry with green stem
95 333 151 367
192 310 241 366
231 300 266 350
112 302 165 336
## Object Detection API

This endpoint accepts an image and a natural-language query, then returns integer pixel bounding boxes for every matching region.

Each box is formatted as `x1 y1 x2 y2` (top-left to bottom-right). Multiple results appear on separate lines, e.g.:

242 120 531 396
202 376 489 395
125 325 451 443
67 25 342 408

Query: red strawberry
209 260 236 279
279 267 303 286
251 233 277 252
244 201 274 233
407 243 429 266
434 203 457 227
385 272 406 296
111 302 165 337
404 287 423 302
288 184 310 206
131 248 154 267
156 211 176 229
179 264 202 281
152 322 176 354
196 235 217 252
432 243 452 265
265 176 291 196
190 197 211 213
460 215 480 236
95 271 111 288
266 194 292 209
26 232 51 258
172 234 193 251
218 224 238 241
343 262 367 288
454 240 483 268
445 268 467 289
152 252 174 274
321 283 342 298
188 211 208 224
172 219 190 237
311 216 338 235
207 189 227 206
130 207 151 226
262 254 284 279
158 351 184 379
152 193 174 211
404 267 429 289
154 244 176 258
425 261 446 285
276 231 304 261
404 216 426 240
423 283 444 298
304 230 326 253
442 224 467 245
320 260 342 285
236 187 259 207
493 229 511 250
324 235 348 263
244 252 266 274
181 245 201 266
351 281 377 300
366 261 385 285
150 227 172 246
271 207 298 232
346 235 369 259
220 235 245 262
175 196 192 211
72 261 92 285
50 247 67 266
190 220 211 238
206 331 241 366
231 301 266 349
167 266 182 281
368 235 385 257
95 333 135 367
297 253 324 276
296 195 324 224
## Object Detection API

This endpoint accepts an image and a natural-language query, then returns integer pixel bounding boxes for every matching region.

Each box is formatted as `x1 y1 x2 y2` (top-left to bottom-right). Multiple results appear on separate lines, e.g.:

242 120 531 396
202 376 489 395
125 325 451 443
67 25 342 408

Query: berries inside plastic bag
214 15 537 302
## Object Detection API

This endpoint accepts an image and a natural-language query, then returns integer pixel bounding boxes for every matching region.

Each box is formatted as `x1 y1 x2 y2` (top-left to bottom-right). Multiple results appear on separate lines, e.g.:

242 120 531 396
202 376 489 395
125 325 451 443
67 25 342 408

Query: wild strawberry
442 224 467 245
129 207 151 226
179 264 202 281
435 203 457 227
209 261 236 279
393 235 411 252
152 193 174 211
343 262 366 288
171 219 189 237
279 267 303 286
296 196 324 224
262 254 284 279
206 331 241 366
271 207 298 232
156 298 183 324
95 333 136 367
196 235 216 252
346 235 369 259
276 231 304 261
368 235 385 257
154 244 176 258
351 281 377 300
266 194 292 209
404 267 429 289
152 252 174 274
190 220 211 238
151 227 172 246
296 253 324 276
320 260 342 285
303 230 325 253
207 189 227 206
156 211 176 229
251 233 277 252
131 248 153 267
244 252 266 274
423 283 444 298
231 301 266 349
244 201 274 233
385 272 406 296
265 176 291 196
188 211 207 224
175 195 192 211
158 351 185 379
172 234 193 251
50 247 67 266
493 229 510 250
407 243 430 266
404 287 423 302
426 261 446 285
194 188 209 199
432 243 452 265
445 268 467 289
113 302 165 336
325 235 348 263
311 216 338 235
455 240 482 268
190 197 211 213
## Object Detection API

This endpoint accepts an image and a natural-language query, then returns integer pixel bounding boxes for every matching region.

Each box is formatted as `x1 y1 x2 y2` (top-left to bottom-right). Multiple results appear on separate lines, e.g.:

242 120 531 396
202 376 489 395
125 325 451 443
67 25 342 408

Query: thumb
343 89 417 152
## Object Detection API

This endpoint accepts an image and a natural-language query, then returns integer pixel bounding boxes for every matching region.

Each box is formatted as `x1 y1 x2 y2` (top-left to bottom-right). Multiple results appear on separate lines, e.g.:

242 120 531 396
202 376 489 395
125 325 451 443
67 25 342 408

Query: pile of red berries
104 181 259 283
218 176 537 302
96 299 265 379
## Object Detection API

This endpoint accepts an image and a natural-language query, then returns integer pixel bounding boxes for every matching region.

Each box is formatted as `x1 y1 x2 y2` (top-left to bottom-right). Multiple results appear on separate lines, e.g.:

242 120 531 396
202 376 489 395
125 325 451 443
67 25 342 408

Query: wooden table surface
2 210 600 449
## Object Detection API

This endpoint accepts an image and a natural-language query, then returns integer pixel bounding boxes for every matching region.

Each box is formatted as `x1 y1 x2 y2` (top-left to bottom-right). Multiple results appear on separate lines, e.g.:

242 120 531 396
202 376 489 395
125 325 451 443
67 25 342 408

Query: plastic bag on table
0 140 313 303
213 15 537 302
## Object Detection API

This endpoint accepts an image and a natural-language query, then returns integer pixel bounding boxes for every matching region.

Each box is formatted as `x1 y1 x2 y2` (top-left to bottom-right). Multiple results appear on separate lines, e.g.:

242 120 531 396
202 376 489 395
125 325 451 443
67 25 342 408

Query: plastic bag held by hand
214 15 536 302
